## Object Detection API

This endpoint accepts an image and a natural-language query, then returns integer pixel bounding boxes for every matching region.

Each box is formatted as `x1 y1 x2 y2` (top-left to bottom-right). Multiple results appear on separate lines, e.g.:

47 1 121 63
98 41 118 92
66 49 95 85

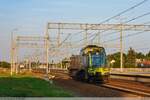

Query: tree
146 51 150 60
136 52 145 59
125 47 136 68
107 52 126 68
0 61 10 68
107 48 150 68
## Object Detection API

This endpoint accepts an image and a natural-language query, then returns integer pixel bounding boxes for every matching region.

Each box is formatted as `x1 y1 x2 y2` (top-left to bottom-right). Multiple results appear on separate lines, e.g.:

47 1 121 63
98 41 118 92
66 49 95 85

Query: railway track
102 78 150 97
32 69 150 97
101 84 150 97
53 69 150 97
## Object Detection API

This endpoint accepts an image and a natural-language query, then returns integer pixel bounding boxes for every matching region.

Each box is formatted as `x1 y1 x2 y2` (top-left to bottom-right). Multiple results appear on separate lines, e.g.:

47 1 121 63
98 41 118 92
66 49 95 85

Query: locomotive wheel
75 70 86 81
87 76 94 83
94 72 103 84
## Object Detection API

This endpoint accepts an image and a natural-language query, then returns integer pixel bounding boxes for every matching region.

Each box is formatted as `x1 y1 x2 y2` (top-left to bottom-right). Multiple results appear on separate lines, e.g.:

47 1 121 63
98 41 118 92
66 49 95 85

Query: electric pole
116 16 125 72
45 24 49 74
10 31 14 76
120 24 123 72
97 30 101 46
57 23 61 47
10 29 18 75
85 24 88 45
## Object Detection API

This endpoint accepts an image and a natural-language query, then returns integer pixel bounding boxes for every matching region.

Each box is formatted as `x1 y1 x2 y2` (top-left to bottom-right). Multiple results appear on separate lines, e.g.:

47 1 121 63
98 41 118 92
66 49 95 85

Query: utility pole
29 60 32 72
85 24 88 45
45 24 49 74
57 23 61 47
120 24 123 72
116 16 125 72
10 31 14 76
15 47 18 74
10 29 18 75
97 30 101 46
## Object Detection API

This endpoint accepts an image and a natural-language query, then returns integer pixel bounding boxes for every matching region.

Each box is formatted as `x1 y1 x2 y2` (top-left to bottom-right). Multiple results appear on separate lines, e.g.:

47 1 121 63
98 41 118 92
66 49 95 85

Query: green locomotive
68 45 110 83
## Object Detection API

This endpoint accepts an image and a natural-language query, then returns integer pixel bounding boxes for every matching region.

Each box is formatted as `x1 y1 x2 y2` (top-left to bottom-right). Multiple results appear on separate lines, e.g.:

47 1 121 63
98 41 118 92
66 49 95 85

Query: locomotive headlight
96 52 99 55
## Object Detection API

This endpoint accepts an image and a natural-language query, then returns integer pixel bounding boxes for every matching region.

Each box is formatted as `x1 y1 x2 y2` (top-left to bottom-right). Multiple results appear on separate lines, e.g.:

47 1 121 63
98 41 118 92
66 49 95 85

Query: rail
110 73 150 83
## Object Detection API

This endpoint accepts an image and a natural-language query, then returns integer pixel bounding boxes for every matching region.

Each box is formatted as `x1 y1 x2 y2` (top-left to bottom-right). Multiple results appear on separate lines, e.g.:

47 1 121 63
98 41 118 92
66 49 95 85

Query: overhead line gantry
47 22 150 72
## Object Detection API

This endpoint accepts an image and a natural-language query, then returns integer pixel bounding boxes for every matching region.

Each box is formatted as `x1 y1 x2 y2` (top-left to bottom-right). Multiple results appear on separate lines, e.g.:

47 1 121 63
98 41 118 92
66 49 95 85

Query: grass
0 76 73 97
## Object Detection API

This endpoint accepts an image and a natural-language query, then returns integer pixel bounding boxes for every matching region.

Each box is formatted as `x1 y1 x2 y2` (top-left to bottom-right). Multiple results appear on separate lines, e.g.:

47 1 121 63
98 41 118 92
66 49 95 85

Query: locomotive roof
81 45 104 51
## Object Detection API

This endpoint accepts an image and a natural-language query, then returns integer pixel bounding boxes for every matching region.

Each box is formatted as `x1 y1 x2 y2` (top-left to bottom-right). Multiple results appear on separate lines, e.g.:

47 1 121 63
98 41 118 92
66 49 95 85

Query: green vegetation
0 77 73 97
107 52 126 68
107 47 150 68
125 48 136 68
0 61 10 68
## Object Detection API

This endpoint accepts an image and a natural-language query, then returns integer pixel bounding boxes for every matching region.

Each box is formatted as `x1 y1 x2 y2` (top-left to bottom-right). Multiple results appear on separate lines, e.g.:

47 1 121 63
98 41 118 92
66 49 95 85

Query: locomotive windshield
91 50 106 67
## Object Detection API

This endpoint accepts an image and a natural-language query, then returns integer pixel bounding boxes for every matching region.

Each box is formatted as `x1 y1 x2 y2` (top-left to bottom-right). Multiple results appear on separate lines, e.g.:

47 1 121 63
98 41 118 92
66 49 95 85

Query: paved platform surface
111 72 150 77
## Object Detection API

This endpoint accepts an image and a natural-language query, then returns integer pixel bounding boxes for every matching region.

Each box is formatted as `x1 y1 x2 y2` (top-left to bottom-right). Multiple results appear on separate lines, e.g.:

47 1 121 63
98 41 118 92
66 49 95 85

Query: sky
0 0 150 62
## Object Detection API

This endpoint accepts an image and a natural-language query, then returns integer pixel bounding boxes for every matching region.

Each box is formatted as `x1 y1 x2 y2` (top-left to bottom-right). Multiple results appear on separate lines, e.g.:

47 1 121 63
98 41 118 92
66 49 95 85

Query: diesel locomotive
68 45 110 83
